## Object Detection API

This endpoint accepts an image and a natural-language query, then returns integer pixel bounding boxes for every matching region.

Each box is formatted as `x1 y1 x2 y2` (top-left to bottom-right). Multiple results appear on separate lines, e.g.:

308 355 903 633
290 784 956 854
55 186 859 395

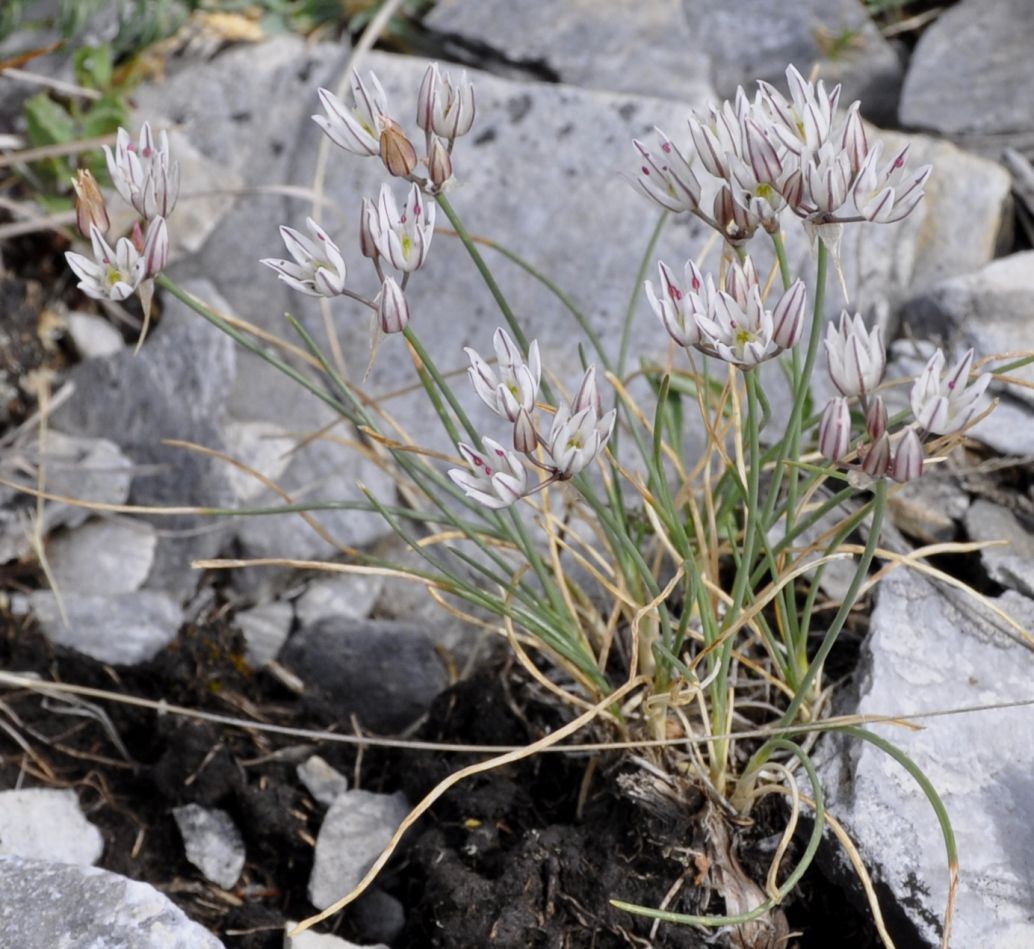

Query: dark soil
0 601 885 949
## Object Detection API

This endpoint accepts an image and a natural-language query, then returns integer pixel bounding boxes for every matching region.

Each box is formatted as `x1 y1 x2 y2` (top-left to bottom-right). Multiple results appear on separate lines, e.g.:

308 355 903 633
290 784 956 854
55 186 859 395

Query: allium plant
70 63 1006 946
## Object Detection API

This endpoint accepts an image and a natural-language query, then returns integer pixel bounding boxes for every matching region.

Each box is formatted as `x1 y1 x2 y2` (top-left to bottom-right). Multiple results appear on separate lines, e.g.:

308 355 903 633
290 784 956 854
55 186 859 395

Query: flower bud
359 198 379 260
142 215 168 278
513 407 537 454
71 169 109 238
818 397 851 463
865 396 887 442
771 279 806 350
377 276 409 334
428 135 453 191
861 432 890 478
379 117 418 178
572 366 602 417
891 428 924 483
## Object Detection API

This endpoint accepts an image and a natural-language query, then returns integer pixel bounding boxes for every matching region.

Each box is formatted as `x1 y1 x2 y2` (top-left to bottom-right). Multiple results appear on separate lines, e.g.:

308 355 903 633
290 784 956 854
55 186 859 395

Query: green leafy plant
60 60 1028 948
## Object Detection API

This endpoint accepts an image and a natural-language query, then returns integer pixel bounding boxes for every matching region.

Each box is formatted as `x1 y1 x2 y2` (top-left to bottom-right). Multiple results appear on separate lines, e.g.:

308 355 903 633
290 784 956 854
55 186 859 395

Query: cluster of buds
645 254 807 368
448 329 616 508
313 63 474 194
632 65 931 254
817 311 991 482
65 122 175 309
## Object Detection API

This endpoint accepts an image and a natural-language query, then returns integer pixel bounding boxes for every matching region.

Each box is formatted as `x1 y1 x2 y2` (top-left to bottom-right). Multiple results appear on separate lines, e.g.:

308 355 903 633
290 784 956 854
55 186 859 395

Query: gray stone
965 499 1034 597
350 888 406 946
0 431 134 564
900 0 1034 155
221 419 296 503
297 755 349 807
167 130 243 257
285 925 387 949
905 253 1034 409
172 804 246 890
0 789 103 865
307 790 410 911
281 617 448 732
46 518 157 595
52 279 238 601
888 470 970 545
426 0 712 103
28 589 183 664
294 572 383 626
236 599 294 668
822 571 1034 948
0 855 225 948
682 0 904 123
66 312 124 359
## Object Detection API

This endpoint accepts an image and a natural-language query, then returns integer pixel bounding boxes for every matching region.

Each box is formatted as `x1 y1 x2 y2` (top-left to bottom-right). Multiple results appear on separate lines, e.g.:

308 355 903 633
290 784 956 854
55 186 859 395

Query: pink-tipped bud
891 428 924 483
772 279 807 350
71 169 109 238
513 407 537 454
428 135 453 191
359 198 378 259
861 432 891 478
572 366 602 417
142 215 168 277
865 396 887 442
377 276 409 334
818 397 851 463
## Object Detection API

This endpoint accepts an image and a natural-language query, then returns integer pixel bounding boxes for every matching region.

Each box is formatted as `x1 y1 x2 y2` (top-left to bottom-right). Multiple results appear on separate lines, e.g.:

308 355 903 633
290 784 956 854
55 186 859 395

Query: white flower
370 183 436 272
65 224 147 301
632 131 701 214
644 260 707 348
852 142 932 223
910 348 991 435
758 65 841 157
261 217 347 297
465 328 541 422
825 311 886 397
449 438 527 509
416 63 476 141
545 371 616 479
103 122 179 220
313 72 390 157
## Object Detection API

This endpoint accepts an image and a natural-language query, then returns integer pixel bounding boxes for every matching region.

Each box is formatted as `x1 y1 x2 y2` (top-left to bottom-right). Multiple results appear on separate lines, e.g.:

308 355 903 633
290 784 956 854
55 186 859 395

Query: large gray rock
281 616 448 732
900 0 1034 155
0 855 225 948
52 279 238 601
28 589 183 664
965 499 1034 597
822 570 1034 948
905 253 1034 409
682 0 904 123
0 431 134 564
307 790 410 911
0 789 103 865
426 0 712 103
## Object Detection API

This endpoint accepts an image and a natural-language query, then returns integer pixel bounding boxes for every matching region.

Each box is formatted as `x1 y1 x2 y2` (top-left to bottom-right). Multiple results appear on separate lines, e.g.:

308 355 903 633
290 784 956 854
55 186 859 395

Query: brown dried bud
378 118 418 179
71 169 109 238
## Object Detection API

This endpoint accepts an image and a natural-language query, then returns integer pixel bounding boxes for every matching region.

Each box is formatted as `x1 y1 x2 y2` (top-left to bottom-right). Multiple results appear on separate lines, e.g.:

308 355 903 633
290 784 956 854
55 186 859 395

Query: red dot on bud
661 142 672 153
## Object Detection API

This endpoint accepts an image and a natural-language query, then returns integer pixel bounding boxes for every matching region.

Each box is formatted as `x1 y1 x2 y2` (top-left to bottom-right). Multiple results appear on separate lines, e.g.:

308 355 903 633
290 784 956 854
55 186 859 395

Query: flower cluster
263 64 467 335
646 254 806 368
448 328 616 508
64 122 175 308
818 311 991 481
633 65 931 255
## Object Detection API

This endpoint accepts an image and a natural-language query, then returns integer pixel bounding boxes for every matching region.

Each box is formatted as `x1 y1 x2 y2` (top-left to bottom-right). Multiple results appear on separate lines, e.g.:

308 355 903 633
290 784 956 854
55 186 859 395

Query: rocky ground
2 1 1034 947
